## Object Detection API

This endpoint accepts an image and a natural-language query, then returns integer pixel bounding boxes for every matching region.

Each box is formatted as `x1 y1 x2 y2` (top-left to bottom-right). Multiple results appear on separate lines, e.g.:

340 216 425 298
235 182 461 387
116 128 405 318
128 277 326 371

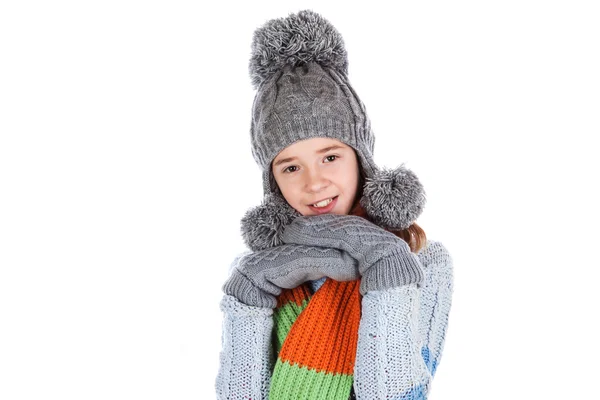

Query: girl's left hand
281 214 424 294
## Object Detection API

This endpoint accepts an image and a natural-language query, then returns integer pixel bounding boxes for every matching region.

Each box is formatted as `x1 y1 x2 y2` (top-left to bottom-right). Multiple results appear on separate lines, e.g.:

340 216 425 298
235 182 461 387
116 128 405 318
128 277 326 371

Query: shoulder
416 239 453 268
415 240 454 290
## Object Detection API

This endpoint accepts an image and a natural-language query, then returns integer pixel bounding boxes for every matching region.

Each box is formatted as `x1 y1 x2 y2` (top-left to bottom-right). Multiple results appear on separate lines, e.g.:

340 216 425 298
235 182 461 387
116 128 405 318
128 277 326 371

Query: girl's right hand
222 243 360 308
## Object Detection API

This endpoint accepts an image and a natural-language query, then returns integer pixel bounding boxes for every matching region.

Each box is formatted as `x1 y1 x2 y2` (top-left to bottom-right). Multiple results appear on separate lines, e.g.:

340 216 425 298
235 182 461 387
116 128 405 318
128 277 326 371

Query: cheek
342 171 359 190
281 186 302 206
342 176 360 204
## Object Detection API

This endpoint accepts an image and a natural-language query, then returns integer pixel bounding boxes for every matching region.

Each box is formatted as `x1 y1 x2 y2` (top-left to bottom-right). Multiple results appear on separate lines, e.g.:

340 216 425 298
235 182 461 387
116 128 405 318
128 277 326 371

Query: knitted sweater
215 239 454 400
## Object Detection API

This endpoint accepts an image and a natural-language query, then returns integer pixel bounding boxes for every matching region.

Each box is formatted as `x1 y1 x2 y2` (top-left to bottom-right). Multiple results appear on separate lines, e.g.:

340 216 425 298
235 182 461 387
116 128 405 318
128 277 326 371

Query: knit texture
222 243 360 308
269 279 361 399
281 214 425 294
215 240 454 400
248 10 379 197
240 9 427 254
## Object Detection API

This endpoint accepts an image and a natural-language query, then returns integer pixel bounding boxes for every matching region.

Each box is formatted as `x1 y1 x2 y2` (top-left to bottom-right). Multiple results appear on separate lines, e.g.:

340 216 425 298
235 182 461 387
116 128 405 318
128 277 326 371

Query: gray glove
222 243 360 308
281 214 424 295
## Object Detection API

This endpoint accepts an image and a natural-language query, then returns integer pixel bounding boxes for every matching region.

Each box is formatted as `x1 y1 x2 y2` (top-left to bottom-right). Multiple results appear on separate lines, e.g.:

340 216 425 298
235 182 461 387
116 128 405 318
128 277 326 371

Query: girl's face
272 137 361 216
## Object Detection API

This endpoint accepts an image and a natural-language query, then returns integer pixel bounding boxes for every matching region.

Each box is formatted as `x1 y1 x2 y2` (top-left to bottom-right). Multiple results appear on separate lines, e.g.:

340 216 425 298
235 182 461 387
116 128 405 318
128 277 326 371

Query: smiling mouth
309 195 339 209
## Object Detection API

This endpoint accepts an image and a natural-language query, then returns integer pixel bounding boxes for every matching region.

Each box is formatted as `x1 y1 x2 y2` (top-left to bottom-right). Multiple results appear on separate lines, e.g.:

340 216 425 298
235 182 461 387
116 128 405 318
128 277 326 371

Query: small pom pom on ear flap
240 192 302 251
360 164 427 230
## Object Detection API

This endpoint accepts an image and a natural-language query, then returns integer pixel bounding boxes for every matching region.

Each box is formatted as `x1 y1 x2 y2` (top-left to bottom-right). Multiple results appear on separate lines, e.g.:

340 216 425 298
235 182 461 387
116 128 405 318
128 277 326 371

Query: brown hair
348 167 427 254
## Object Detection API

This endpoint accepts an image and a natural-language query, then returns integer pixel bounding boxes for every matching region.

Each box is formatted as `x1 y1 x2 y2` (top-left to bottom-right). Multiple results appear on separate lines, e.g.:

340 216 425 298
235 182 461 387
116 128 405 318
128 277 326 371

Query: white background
1 1 599 399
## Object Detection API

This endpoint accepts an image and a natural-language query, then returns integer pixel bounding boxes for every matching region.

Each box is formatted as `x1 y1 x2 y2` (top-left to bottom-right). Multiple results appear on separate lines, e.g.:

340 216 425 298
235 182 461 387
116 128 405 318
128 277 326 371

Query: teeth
312 197 334 207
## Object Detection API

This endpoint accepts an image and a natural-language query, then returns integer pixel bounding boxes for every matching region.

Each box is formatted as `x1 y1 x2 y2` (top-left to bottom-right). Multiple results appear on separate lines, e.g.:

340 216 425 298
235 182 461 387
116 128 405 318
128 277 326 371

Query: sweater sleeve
353 240 454 400
215 252 275 400
416 240 454 379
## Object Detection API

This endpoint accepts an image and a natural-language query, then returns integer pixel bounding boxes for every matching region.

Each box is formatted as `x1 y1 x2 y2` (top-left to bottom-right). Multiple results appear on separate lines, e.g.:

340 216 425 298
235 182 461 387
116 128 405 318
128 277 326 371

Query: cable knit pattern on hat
242 8 427 239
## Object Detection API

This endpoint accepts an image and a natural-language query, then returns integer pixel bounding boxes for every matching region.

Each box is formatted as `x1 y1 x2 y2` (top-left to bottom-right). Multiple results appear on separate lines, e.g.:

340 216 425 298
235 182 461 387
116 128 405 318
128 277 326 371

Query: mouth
308 195 339 214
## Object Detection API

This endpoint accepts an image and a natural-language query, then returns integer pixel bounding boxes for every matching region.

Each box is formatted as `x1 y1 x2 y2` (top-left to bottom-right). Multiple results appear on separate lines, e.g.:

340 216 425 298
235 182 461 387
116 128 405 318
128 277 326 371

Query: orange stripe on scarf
277 279 362 375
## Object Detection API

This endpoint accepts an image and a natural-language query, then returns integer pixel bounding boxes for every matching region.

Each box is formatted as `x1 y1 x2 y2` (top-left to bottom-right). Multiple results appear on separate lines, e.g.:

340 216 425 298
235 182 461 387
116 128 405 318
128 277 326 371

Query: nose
305 167 329 192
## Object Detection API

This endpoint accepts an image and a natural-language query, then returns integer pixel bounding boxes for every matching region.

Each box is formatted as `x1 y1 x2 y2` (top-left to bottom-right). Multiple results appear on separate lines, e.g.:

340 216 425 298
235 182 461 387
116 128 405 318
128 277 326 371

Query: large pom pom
249 9 348 89
240 193 302 251
360 164 427 230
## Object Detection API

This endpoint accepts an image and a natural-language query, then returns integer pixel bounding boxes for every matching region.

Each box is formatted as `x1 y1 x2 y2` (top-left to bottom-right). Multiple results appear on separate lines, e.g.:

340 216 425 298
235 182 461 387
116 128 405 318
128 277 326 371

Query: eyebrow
273 145 346 167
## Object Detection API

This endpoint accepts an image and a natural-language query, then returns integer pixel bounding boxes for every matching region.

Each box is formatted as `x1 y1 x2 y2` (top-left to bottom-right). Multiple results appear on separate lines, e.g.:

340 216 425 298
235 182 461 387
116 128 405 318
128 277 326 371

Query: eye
282 155 339 174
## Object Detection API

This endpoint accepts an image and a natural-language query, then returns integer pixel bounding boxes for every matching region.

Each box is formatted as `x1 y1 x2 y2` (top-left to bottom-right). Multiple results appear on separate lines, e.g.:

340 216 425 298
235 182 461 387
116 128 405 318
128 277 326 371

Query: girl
215 9 453 400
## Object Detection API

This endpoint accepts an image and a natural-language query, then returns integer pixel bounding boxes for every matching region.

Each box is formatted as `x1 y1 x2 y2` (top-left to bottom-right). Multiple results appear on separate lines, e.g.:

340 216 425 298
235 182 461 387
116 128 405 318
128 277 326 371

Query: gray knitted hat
241 9 426 252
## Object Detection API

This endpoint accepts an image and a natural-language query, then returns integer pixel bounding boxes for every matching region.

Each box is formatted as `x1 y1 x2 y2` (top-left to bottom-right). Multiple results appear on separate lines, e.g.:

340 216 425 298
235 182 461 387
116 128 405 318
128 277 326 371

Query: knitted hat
241 9 426 252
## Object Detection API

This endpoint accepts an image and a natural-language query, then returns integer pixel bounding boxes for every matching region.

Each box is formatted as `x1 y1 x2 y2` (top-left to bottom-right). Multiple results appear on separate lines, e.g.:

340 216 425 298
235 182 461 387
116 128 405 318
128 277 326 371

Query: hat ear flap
240 192 302 251
361 164 427 230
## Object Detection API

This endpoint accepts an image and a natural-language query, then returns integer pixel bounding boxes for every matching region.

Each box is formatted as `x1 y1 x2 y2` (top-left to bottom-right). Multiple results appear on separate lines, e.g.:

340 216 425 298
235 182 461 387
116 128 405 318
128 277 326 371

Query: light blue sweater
216 239 454 399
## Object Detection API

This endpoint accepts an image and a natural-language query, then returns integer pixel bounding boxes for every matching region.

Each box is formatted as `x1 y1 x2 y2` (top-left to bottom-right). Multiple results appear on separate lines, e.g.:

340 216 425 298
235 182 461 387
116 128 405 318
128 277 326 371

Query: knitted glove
222 243 359 308
281 214 424 295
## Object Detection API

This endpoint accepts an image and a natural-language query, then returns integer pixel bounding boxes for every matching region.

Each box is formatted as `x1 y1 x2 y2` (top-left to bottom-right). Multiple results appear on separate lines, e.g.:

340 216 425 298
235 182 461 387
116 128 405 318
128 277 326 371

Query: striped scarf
269 278 362 399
